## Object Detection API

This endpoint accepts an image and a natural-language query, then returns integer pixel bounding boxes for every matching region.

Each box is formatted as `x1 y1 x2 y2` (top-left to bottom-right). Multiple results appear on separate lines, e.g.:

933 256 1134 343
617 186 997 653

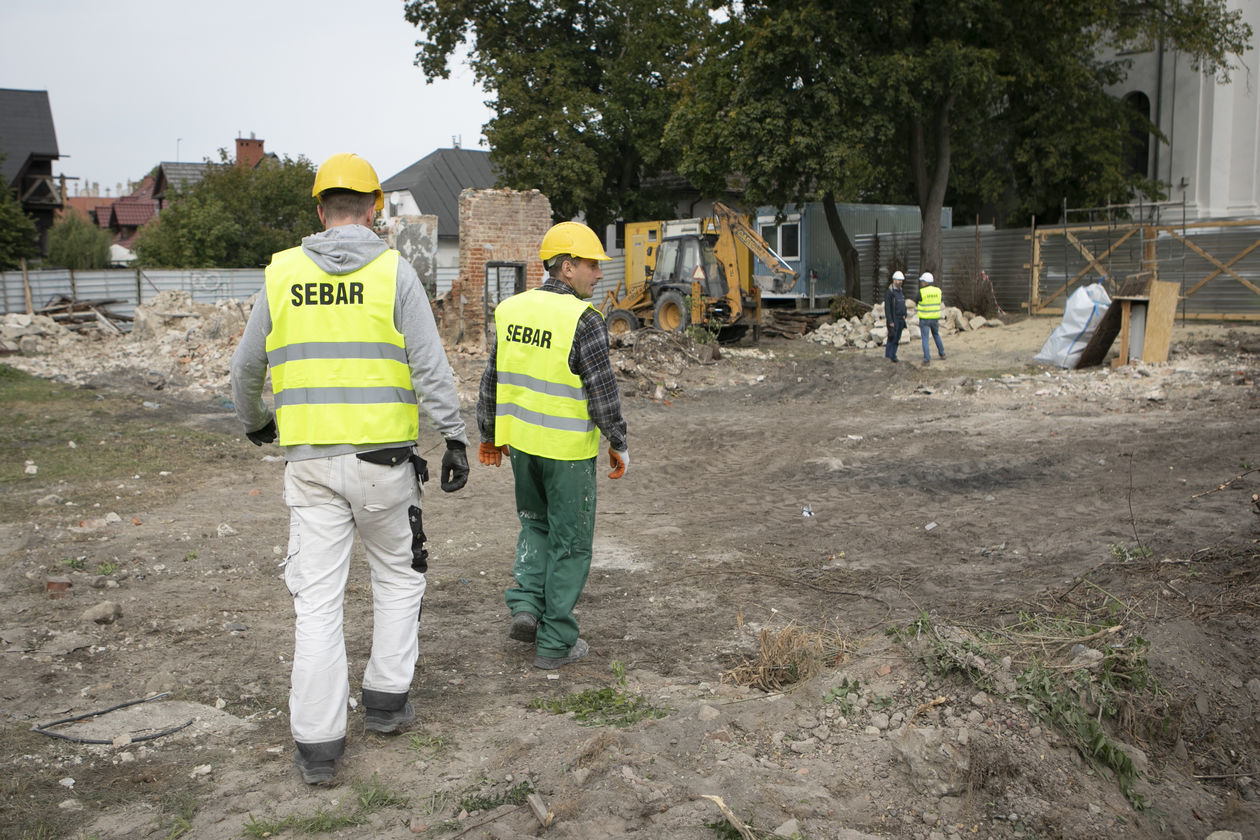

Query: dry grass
723 622 851 692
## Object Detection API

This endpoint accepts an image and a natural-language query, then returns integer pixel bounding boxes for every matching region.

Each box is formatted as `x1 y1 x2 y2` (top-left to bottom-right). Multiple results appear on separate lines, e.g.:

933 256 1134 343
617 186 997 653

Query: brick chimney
236 133 265 169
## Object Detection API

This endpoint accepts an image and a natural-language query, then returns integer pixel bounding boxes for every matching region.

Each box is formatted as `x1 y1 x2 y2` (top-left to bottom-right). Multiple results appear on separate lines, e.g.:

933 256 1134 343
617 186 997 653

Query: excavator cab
650 235 727 299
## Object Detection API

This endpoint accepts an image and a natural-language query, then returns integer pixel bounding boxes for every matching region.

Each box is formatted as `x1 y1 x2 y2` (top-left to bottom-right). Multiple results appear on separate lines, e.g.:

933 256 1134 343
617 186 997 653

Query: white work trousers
282 452 425 746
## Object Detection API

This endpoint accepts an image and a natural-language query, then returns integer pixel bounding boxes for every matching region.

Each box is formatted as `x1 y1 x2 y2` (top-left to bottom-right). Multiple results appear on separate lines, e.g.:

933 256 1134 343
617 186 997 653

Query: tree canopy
671 0 1252 294
47 209 113 270
0 152 40 270
134 154 320 268
404 0 711 233
402 0 1251 295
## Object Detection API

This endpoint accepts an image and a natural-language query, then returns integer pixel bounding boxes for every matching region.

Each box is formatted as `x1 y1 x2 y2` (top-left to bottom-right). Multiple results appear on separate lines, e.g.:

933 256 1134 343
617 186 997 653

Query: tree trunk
821 192 860 299
910 92 955 279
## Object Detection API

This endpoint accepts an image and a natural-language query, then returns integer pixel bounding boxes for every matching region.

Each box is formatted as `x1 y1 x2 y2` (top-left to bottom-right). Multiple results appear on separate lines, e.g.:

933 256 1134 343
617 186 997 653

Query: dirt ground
1 304 1259 840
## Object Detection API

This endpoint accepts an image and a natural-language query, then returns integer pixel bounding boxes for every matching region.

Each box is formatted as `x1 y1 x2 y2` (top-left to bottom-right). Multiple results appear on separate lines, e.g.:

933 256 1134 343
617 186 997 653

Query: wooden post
69 267 77 301
21 258 33 314
1143 226 1158 282
1029 217 1040 313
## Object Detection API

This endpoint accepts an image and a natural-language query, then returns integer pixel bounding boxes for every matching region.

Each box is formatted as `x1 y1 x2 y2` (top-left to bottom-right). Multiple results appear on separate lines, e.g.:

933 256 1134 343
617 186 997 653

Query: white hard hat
892 270 904 281
920 272 935 284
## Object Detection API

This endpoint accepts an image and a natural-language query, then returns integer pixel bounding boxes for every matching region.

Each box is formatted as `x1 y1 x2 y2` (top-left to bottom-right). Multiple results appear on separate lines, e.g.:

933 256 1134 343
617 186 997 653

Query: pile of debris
608 329 720 396
2 290 250 397
807 301 1003 349
34 295 133 334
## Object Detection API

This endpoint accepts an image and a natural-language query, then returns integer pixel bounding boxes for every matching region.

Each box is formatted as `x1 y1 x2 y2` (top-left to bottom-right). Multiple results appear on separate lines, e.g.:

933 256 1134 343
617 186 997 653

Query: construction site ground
1 306 1259 840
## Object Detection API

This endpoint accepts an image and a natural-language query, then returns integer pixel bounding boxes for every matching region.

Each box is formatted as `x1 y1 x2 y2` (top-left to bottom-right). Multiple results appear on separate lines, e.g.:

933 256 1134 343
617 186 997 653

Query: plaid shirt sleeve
476 341 498 443
572 307 627 452
477 282 627 452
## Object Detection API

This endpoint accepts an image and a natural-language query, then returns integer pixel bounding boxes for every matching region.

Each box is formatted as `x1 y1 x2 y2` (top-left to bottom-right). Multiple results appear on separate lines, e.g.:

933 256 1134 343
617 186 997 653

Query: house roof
381 148 498 238
152 161 215 199
0 88 60 188
61 196 110 220
111 199 157 227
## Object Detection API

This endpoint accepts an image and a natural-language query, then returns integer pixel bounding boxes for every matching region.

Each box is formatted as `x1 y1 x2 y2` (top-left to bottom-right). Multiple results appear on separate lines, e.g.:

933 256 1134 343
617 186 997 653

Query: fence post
1028 216 1039 314
69 267 77 301
22 258 33 314
135 268 142 307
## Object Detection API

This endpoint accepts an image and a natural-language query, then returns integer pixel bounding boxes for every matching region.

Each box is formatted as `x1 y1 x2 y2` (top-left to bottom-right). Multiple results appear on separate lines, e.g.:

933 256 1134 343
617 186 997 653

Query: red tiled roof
112 199 156 226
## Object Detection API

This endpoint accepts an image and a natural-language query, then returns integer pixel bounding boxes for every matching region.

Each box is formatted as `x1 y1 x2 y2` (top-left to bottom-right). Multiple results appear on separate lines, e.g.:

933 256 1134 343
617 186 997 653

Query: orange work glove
608 448 628 479
479 441 508 467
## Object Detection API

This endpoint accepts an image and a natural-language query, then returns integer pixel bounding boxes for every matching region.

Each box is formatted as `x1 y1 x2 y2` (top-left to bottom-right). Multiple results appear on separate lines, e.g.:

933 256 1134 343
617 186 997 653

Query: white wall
1115 0 1260 219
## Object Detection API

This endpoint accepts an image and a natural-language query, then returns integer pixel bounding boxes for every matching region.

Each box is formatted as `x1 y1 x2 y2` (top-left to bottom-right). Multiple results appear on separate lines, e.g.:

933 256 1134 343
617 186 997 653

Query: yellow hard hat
312 153 384 212
539 221 610 262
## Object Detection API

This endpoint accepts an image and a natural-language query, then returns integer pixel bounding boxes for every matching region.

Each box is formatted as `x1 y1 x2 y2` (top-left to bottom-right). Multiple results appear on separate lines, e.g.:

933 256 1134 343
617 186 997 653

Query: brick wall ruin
384 214 439 299
438 188 552 350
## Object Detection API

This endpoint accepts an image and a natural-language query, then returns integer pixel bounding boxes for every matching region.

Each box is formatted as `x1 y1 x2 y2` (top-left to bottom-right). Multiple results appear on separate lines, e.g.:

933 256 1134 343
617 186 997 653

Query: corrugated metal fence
6 220 1257 321
0 267 267 320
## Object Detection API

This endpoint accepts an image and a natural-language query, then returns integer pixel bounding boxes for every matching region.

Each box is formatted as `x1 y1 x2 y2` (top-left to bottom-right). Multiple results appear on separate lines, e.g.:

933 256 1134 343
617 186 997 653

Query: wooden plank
1112 300 1133 367
1141 279 1180 363
1074 302 1122 368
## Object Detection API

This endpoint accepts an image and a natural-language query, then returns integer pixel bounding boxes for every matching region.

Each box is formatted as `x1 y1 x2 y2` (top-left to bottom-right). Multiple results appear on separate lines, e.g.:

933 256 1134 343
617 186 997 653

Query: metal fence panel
1154 228 1260 317
6 221 1258 322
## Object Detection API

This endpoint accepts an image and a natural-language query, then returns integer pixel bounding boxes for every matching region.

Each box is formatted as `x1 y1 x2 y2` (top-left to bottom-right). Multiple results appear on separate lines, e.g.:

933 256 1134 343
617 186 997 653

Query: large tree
0 153 40 270
134 154 319 268
404 0 711 232
47 209 113 270
665 1 891 297
671 0 1251 293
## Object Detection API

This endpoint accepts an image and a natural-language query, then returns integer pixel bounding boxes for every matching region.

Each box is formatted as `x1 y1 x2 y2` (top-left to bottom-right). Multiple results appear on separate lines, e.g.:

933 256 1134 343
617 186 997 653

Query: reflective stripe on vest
918 284 942 320
494 288 599 460
263 247 418 446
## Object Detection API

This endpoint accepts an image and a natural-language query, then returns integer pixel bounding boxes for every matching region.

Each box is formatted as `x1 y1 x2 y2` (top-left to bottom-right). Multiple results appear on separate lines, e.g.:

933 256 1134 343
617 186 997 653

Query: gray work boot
508 611 538 643
365 700 415 734
293 738 343 785
294 751 336 784
533 638 589 670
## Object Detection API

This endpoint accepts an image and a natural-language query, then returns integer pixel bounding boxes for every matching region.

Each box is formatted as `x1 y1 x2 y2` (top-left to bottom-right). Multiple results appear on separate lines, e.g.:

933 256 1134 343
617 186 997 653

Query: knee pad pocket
408 505 428 573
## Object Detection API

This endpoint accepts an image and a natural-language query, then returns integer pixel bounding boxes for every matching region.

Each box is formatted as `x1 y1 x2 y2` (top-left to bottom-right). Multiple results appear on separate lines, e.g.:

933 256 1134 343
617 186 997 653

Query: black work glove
440 439 469 492
246 416 277 446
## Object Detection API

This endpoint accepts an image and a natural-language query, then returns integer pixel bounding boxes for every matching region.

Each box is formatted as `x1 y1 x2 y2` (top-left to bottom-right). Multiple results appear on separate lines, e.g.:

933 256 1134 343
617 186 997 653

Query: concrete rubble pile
2 290 251 397
607 330 715 396
807 300 1003 349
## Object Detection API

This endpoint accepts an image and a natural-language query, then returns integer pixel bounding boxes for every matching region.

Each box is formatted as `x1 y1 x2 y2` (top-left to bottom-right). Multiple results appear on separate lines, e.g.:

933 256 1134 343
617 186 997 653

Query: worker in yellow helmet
229 152 469 785
476 220 628 670
917 271 946 365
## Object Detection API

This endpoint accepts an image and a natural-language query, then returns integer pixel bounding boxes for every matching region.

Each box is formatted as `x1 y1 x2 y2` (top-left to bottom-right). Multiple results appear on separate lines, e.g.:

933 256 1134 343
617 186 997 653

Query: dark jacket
884 286 906 324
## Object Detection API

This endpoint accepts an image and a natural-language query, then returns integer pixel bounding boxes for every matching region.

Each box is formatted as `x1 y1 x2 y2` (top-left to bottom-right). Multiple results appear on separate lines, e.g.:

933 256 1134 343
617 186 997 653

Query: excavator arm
713 202 800 294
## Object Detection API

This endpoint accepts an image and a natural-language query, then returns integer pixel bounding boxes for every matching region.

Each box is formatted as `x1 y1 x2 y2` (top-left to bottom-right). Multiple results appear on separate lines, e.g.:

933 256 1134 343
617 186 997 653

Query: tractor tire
606 308 640 336
653 290 690 332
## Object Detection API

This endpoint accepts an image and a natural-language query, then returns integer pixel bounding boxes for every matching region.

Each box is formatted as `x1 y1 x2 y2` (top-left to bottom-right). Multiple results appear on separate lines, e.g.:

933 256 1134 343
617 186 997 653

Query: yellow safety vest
494 288 599 460
263 247 417 446
918 284 942 320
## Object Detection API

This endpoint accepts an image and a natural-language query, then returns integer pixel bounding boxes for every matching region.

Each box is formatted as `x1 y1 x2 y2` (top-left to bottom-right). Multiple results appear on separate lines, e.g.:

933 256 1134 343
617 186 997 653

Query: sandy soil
1 310 1259 840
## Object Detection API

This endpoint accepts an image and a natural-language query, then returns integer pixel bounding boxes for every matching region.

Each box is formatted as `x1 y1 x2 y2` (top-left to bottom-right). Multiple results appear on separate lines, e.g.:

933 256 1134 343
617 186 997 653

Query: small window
759 224 777 250
779 223 800 259
614 220 625 251
1123 91 1151 179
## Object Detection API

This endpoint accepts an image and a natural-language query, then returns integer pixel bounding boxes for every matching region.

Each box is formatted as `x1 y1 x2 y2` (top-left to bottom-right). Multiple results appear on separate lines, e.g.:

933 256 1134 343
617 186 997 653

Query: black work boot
508 611 538 643
362 689 415 734
294 737 344 785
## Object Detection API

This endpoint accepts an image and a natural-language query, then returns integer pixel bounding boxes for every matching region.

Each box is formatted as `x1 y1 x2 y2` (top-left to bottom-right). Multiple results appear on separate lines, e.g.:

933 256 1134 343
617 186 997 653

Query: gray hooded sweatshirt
229 224 468 461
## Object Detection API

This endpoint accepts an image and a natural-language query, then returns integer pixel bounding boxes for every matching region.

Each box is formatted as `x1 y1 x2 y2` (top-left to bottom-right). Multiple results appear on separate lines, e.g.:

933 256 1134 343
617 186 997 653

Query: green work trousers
505 449 597 658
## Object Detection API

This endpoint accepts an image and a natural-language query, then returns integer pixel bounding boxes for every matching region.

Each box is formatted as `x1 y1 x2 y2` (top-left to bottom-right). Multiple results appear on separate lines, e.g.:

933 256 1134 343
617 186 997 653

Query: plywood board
1141 279 1180 363
1074 302 1121 368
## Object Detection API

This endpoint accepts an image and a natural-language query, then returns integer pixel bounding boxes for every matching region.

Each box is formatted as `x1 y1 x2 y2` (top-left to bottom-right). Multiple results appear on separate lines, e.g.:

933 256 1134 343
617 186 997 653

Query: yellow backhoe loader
600 202 798 341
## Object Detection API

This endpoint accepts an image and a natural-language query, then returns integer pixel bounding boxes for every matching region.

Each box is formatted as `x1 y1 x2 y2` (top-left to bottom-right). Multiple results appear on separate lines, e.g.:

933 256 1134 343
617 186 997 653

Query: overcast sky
1 0 492 197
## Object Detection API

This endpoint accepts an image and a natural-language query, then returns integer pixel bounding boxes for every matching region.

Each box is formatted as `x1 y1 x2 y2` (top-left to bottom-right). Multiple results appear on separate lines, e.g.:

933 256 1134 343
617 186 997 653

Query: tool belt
357 446 428 485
